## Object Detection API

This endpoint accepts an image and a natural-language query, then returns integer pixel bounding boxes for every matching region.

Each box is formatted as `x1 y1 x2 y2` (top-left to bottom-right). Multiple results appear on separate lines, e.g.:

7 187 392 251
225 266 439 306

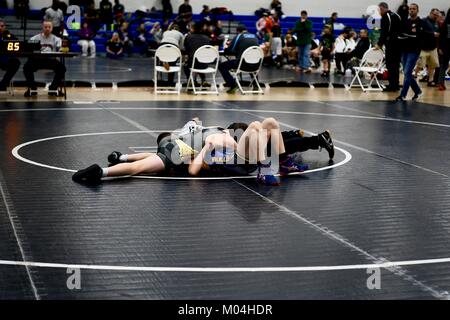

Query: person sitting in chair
23 20 66 97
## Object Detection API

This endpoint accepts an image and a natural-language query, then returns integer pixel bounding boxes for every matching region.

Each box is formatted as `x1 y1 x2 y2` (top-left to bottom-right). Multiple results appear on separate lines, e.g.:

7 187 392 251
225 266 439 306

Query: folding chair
230 46 264 94
154 44 182 94
186 45 219 95
0 81 14 96
347 48 385 92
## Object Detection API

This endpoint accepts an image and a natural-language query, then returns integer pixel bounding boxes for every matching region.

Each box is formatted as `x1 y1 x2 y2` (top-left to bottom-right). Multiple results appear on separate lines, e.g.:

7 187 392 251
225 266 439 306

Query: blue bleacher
1 9 368 53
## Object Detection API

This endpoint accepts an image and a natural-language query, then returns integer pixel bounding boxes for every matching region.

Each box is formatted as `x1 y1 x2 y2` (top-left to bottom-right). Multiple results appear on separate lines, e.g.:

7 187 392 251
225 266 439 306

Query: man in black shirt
218 24 259 93
395 3 423 101
99 0 113 30
375 2 402 92
178 0 192 33
183 22 211 85
0 19 21 91
113 0 125 23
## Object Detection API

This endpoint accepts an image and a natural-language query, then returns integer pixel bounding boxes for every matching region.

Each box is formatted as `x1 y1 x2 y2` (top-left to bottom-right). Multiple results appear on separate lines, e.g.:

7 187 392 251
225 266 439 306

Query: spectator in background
319 25 334 77
118 21 133 56
44 0 64 36
14 0 29 28
310 32 321 68
0 19 21 92
294 10 313 73
270 23 283 68
438 8 450 91
219 24 259 93
395 3 423 101
270 0 284 19
84 2 100 31
160 23 184 85
256 12 268 40
135 22 150 55
433 11 446 86
397 0 409 22
334 28 351 74
183 21 211 85
417 8 441 87
208 20 224 47
282 31 298 67
345 29 370 72
113 0 125 23
324 12 338 36
161 22 184 49
178 0 193 33
23 21 66 97
77 21 96 57
375 2 402 92
58 0 67 16
162 0 173 21
106 32 124 59
149 22 163 49
99 0 113 30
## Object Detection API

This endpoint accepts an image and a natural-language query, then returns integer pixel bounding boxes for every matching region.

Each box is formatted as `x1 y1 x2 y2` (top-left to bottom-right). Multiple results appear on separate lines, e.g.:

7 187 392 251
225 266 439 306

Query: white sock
119 154 128 162
102 168 109 177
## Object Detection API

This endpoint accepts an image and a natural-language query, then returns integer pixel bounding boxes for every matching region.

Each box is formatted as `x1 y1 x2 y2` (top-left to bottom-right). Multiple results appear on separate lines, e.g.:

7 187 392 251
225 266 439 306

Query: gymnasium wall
5 0 450 18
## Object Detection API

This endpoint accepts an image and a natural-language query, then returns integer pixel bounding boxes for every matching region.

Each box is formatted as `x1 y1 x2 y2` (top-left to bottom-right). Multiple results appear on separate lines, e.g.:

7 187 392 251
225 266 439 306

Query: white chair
186 45 219 95
347 48 385 92
230 46 264 94
154 44 182 94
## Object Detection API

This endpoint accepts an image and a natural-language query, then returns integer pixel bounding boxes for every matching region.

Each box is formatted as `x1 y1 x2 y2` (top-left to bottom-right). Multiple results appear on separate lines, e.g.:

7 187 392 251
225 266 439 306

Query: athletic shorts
417 49 440 69
156 137 197 171
215 153 258 176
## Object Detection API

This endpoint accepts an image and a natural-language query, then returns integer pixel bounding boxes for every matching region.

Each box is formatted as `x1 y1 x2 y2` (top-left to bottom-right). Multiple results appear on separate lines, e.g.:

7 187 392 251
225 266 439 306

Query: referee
375 2 403 92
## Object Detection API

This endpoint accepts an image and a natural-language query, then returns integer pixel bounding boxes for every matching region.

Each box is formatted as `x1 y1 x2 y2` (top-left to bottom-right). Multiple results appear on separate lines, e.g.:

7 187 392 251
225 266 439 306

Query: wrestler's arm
188 142 213 176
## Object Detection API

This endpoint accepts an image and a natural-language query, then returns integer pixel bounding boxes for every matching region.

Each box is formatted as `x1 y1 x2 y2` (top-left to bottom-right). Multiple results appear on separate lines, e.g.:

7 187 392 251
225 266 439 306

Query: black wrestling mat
1 99 450 299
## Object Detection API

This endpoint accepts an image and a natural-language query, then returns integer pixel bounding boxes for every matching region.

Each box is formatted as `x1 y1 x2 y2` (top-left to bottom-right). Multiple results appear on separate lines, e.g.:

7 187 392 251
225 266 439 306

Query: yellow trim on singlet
174 139 198 161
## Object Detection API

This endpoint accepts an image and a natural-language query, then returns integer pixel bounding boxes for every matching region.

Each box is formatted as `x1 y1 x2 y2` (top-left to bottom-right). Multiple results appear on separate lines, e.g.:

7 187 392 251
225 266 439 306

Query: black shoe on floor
394 95 405 102
72 164 103 184
318 130 335 160
107 151 123 165
24 88 37 97
48 89 64 97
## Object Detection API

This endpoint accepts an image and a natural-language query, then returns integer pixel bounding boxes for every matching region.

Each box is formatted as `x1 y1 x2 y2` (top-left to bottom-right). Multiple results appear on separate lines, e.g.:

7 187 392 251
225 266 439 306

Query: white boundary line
1 256 450 273
0 107 450 129
11 131 352 180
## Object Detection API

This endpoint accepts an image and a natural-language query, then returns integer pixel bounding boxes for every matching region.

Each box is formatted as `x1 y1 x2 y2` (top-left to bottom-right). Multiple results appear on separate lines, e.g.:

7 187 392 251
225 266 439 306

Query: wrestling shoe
318 130 335 160
107 151 123 165
257 163 280 186
279 156 309 176
72 164 103 184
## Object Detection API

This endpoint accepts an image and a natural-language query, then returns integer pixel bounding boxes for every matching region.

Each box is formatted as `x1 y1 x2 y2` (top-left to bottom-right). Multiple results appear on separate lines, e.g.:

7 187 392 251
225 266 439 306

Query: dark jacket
294 19 313 46
398 16 424 54
377 10 402 47
439 22 450 54
184 33 211 66
422 17 439 51
353 37 370 59
225 32 259 60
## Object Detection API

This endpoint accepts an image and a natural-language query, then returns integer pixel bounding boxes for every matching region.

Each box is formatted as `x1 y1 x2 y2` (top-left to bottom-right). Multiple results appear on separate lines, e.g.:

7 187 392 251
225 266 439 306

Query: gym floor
1 93 450 299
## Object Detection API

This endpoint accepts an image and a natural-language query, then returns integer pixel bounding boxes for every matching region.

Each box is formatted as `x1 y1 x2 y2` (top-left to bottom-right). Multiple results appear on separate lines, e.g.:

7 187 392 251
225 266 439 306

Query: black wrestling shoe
318 130 335 160
72 164 103 184
107 151 123 165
